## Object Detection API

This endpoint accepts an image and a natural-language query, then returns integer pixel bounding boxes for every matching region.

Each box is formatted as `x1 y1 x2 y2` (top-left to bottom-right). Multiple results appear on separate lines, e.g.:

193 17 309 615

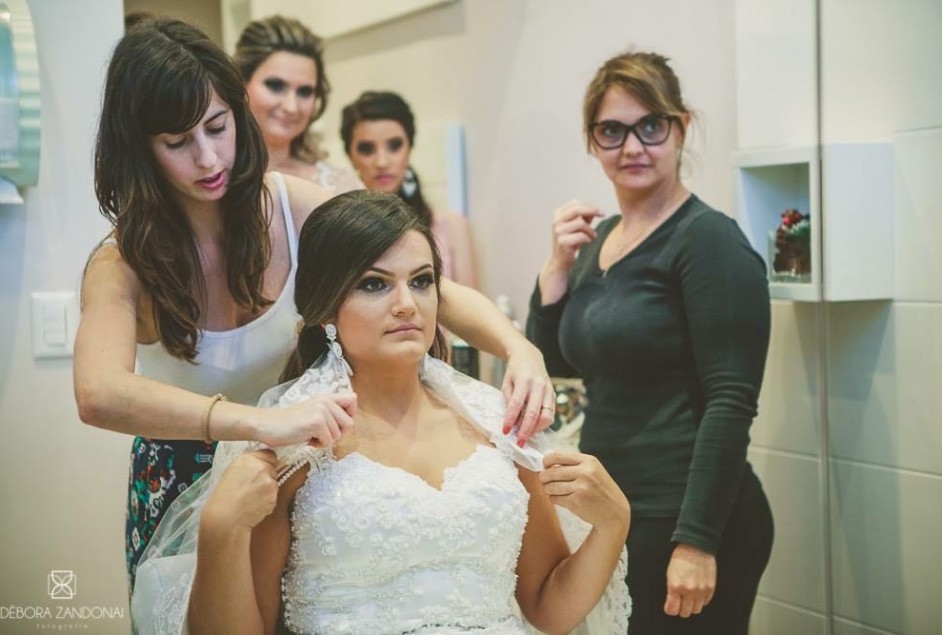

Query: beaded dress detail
282 444 529 634
131 356 630 634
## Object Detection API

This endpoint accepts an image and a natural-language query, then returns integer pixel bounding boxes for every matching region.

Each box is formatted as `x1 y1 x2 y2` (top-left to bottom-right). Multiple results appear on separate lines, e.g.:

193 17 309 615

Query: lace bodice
131 357 630 635
282 444 530 634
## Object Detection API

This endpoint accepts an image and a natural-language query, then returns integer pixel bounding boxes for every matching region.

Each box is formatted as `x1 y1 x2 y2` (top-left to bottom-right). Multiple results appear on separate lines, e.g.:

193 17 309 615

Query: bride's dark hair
280 191 447 382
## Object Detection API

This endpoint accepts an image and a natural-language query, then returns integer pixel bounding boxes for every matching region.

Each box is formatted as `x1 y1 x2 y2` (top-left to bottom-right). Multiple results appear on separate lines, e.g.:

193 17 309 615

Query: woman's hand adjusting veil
250 393 357 447
435 278 555 445
500 343 556 446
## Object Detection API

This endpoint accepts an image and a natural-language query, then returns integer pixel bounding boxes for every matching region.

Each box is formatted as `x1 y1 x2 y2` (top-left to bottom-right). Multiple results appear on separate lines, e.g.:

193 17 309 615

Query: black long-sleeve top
527 195 770 554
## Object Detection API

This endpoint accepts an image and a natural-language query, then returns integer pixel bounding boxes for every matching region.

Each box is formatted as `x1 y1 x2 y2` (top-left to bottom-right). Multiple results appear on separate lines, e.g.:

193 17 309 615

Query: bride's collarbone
335 418 490 481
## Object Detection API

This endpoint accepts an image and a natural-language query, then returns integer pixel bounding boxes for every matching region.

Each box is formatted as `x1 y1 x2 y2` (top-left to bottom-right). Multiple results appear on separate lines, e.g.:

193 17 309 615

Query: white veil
131 354 630 634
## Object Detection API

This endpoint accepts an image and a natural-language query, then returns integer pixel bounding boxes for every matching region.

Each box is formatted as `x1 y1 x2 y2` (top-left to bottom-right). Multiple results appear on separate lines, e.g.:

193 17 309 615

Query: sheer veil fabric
131 355 630 634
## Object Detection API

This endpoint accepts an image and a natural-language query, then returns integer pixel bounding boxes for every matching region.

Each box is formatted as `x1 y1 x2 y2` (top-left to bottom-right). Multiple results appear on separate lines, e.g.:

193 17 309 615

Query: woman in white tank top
73 18 555 591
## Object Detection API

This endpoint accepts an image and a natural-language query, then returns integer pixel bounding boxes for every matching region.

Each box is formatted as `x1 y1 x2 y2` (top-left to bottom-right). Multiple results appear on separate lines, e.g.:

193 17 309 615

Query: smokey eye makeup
357 276 386 292
264 78 287 93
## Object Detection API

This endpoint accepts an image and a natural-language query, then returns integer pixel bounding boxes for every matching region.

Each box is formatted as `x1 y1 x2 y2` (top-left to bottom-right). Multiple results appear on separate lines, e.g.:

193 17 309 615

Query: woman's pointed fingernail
502 424 511 435
517 437 526 448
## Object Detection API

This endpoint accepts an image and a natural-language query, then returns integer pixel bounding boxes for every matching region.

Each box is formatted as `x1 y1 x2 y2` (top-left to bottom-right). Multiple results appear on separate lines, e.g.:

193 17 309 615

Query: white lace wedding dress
283 443 528 633
132 356 630 634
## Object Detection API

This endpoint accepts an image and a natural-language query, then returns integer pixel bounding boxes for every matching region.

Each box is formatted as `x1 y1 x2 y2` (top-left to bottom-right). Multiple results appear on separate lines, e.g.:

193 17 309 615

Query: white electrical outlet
30 291 78 359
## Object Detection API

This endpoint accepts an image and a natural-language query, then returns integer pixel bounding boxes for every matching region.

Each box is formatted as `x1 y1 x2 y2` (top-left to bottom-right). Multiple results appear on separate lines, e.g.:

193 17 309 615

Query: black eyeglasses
589 114 677 149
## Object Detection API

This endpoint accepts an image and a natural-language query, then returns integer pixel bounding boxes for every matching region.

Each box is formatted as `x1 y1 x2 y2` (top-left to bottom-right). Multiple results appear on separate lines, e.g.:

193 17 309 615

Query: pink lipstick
198 171 227 191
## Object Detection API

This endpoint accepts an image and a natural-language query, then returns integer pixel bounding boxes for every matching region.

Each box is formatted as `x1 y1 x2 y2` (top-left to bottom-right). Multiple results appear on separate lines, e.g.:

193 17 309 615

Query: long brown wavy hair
280 190 447 383
95 18 272 362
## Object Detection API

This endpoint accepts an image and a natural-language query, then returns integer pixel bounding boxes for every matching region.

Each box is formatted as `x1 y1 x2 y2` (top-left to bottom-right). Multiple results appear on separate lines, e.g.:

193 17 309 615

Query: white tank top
135 173 301 405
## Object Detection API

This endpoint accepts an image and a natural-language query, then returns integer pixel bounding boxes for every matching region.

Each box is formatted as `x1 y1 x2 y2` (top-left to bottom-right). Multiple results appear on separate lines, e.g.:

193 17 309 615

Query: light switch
30 291 78 359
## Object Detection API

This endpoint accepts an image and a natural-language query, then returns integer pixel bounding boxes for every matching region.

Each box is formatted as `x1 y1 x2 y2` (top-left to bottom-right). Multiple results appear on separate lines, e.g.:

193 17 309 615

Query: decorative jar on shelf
768 209 811 283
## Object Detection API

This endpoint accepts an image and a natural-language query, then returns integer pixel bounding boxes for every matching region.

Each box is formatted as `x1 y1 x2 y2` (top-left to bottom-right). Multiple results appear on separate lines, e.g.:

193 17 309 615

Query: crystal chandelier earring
401 167 418 198
324 323 353 376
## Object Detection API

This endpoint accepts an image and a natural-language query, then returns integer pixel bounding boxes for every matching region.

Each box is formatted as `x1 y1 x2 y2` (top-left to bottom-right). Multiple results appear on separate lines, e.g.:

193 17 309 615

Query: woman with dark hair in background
234 15 361 193
74 18 556 591
527 50 774 634
341 90 478 288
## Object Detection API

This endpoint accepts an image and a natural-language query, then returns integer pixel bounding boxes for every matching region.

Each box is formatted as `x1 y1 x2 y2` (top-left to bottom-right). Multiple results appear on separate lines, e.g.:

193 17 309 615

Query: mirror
0 0 40 197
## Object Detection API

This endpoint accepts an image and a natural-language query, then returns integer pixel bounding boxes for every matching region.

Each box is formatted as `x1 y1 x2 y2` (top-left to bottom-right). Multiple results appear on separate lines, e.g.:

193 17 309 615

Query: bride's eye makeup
410 273 435 290
356 266 434 294
357 276 387 292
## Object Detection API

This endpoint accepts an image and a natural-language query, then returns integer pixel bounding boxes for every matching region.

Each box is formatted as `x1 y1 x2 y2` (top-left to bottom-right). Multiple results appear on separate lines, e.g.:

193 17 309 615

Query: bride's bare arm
513 453 630 634
187 452 304 635
250 467 307 633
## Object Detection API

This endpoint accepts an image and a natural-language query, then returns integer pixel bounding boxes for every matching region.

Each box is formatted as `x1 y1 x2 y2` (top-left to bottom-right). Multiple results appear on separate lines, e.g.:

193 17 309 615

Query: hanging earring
401 167 418 198
324 323 354 376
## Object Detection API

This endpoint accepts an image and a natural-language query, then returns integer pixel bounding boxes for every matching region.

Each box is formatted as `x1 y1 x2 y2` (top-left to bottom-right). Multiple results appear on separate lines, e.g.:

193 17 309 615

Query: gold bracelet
201 393 227 443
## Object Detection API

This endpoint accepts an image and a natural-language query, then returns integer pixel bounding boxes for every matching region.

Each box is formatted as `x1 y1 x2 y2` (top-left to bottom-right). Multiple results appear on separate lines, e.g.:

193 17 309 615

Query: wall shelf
734 143 892 302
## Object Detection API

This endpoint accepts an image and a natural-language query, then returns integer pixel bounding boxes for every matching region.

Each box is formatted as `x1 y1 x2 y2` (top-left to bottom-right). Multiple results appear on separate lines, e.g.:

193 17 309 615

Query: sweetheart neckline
333 444 503 493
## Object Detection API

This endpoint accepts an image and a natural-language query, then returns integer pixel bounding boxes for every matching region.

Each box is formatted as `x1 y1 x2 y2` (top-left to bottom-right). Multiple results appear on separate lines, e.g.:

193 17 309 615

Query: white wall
125 0 223 45
822 1 942 633
0 1 129 633
740 1 942 633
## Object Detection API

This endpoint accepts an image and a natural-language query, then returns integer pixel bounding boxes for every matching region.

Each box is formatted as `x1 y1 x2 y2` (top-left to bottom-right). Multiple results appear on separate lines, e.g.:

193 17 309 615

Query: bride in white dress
132 190 631 634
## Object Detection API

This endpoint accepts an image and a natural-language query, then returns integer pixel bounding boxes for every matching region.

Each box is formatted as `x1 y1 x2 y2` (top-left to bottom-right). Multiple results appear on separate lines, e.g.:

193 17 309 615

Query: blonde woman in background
234 15 361 194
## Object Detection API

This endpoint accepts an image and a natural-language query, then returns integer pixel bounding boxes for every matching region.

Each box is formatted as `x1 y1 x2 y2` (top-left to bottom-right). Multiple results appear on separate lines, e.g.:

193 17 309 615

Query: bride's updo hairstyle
281 190 448 382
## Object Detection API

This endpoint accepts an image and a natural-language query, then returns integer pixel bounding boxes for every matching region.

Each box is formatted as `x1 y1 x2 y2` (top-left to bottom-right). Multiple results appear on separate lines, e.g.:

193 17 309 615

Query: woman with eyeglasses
526 50 774 634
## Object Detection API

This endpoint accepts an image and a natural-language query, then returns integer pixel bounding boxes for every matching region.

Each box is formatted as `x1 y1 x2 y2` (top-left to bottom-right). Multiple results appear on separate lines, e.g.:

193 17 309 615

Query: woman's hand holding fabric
664 542 717 618
252 392 357 447
501 344 555 443
539 451 630 534
202 450 280 533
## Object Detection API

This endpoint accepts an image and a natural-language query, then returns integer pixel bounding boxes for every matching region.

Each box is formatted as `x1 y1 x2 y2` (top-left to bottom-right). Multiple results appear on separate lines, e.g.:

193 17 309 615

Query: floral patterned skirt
125 437 216 590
